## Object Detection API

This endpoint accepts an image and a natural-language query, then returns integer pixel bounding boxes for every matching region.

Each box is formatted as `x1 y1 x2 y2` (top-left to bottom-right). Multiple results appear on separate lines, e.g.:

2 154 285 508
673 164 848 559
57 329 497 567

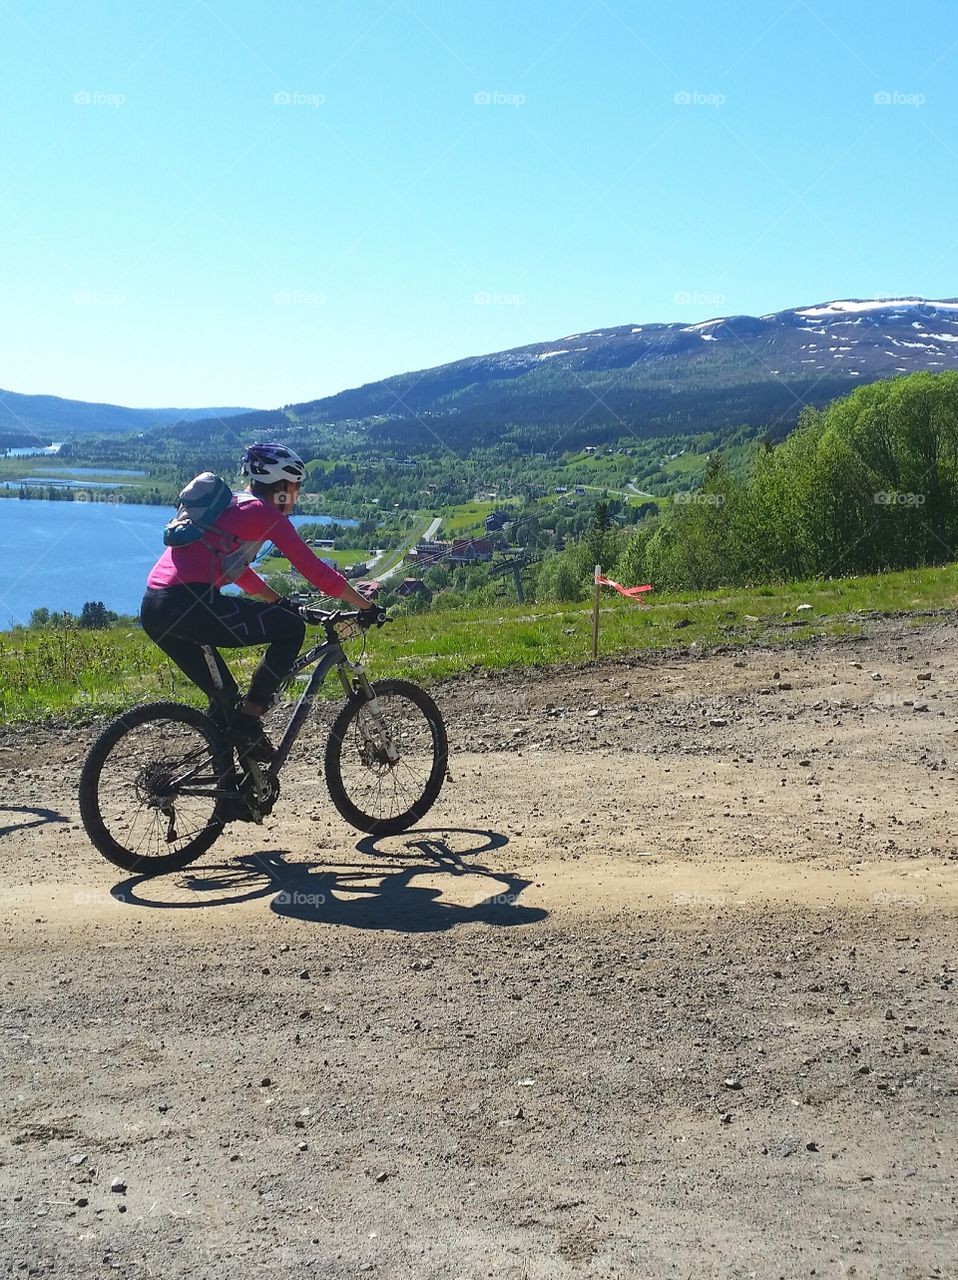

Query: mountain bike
78 603 449 876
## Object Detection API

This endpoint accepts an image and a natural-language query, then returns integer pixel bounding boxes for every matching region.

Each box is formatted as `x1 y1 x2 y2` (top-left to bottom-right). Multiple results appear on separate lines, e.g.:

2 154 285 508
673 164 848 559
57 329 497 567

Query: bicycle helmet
241 442 307 485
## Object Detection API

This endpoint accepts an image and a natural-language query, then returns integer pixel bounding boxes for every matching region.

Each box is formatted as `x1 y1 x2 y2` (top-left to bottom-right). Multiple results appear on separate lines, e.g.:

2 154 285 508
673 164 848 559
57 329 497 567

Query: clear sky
1 0 956 409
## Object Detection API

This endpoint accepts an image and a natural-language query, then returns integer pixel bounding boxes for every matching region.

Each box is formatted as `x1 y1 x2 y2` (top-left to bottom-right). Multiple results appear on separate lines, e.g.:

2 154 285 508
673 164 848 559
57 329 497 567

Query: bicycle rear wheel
79 702 227 874
324 678 448 835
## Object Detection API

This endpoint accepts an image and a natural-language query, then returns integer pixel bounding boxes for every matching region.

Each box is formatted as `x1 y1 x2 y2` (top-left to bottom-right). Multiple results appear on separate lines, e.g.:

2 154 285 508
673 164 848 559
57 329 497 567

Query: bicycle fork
339 662 400 766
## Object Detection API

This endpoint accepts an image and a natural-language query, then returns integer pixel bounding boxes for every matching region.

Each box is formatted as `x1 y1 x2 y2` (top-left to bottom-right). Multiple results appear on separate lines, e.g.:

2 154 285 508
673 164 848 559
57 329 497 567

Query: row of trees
26 602 121 630
537 372 958 599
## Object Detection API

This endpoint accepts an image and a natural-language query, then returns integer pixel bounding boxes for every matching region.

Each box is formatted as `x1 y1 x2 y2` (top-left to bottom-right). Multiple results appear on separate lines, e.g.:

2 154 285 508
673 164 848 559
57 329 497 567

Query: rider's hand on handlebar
357 606 389 629
275 594 304 614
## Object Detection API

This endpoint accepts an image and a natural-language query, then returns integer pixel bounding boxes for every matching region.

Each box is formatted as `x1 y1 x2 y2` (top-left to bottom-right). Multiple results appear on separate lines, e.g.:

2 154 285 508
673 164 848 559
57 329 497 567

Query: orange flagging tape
595 574 652 600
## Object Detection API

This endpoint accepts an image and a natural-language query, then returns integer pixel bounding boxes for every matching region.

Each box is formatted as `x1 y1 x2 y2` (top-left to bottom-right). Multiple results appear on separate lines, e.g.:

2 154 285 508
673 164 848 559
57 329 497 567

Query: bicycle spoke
88 712 222 865
326 681 447 833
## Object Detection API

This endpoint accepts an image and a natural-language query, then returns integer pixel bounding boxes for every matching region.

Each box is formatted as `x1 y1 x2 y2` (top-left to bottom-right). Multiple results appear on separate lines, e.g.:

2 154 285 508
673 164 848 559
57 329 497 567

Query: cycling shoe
229 712 276 762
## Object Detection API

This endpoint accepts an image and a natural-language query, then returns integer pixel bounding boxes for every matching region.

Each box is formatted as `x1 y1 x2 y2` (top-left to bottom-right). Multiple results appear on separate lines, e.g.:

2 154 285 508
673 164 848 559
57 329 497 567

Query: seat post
201 645 235 729
201 645 224 692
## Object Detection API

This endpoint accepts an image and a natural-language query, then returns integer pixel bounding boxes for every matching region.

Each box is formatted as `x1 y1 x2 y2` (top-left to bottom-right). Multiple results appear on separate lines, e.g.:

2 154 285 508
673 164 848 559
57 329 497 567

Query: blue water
0 499 354 628
34 466 148 477
4 443 63 457
1 479 140 489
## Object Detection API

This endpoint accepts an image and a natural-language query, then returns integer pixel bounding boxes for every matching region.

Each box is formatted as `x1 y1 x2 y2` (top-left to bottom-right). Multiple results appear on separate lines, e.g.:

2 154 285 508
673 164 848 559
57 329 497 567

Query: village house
484 509 511 532
448 537 494 565
407 540 448 562
396 577 431 599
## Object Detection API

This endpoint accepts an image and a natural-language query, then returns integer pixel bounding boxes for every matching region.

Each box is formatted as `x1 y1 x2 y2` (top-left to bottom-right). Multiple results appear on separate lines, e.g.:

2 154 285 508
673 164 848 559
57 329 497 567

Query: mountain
10 297 958 454
0 389 254 447
275 297 958 451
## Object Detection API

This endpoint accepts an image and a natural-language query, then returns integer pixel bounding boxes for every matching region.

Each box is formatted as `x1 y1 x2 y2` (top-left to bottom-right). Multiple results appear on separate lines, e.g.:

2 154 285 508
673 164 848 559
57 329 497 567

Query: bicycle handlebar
283 596 390 629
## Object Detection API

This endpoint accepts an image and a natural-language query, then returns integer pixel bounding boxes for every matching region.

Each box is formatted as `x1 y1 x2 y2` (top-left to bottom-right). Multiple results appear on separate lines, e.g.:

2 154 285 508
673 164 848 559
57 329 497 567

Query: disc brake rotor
358 734 393 769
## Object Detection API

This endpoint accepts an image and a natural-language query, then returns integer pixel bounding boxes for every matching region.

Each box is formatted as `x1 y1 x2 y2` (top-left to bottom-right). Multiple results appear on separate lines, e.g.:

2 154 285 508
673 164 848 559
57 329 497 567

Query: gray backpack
164 474 264 589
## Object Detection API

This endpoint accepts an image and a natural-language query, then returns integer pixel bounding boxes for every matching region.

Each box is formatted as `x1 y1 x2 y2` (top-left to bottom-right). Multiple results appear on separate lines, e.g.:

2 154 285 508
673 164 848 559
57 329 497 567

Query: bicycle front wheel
79 702 226 874
324 678 448 835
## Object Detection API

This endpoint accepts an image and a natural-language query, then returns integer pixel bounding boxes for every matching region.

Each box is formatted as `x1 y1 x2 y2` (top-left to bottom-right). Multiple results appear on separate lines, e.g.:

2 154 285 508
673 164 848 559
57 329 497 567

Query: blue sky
1 0 956 408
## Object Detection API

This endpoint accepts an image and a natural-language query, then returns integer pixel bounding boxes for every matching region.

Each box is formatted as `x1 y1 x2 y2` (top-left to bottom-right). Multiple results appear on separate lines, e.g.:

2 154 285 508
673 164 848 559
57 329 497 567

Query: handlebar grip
358 607 389 630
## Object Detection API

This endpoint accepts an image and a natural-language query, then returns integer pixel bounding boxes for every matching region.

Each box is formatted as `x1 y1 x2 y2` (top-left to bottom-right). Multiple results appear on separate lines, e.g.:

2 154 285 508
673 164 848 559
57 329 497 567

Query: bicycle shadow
0 804 70 841
112 828 548 933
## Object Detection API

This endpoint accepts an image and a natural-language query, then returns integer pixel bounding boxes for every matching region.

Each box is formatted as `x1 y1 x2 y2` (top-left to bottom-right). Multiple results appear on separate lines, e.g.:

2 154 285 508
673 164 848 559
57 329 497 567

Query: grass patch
259 546 369 571
4 563 957 725
440 501 501 536
660 450 707 477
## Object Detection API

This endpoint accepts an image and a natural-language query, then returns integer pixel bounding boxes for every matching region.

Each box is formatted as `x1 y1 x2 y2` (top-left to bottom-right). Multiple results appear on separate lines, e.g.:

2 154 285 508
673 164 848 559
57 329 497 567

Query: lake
29 465 147 477
3 443 64 457
1 479 142 489
0 498 354 628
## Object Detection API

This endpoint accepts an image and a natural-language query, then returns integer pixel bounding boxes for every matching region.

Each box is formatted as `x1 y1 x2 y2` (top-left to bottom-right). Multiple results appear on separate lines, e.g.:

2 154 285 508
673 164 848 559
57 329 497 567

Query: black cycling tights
140 584 306 714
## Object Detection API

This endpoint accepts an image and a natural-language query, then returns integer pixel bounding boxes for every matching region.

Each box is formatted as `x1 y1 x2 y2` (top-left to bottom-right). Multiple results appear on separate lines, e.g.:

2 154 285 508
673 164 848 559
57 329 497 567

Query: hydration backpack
164 473 233 547
163 474 264 590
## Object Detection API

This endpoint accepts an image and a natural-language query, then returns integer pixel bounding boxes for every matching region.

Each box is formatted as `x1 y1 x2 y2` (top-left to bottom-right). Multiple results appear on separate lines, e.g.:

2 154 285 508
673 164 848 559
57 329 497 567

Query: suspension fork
338 660 400 765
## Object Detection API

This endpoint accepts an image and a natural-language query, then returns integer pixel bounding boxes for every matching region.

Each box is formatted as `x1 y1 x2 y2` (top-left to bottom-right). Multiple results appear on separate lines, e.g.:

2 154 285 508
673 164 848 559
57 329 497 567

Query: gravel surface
1 618 957 1279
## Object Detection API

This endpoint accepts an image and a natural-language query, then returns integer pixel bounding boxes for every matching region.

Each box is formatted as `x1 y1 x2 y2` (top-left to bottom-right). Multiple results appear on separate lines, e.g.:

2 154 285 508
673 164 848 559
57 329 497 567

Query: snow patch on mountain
797 298 958 318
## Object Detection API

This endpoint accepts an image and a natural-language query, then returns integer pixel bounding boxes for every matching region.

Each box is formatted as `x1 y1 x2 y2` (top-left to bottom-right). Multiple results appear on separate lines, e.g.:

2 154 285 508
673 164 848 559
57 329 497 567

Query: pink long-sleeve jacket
146 492 348 597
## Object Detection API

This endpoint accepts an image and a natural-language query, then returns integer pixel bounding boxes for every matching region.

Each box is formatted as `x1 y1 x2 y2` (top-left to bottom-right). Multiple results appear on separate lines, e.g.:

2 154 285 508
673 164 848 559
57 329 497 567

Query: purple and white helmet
241 442 307 485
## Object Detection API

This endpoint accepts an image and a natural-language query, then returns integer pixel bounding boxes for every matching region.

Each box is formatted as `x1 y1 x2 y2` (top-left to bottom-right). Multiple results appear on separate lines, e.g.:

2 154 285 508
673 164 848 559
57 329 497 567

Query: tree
79 601 113 629
586 501 614 571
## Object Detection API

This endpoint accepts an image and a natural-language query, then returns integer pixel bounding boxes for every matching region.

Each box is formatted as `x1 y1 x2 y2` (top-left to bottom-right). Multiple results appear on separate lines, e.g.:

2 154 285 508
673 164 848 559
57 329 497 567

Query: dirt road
2 618 957 1278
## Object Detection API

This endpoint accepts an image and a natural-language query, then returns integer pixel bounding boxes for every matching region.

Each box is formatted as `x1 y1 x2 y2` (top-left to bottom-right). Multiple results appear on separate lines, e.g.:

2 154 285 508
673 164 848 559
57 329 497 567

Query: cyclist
140 442 379 761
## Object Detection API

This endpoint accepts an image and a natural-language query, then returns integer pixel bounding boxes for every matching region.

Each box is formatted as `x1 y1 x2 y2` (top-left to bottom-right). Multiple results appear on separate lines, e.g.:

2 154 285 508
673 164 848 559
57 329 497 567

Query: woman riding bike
140 442 377 761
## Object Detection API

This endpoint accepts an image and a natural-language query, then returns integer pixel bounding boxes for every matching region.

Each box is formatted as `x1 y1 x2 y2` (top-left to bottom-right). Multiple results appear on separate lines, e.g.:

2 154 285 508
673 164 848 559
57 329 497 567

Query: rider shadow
114 828 548 933
0 805 70 841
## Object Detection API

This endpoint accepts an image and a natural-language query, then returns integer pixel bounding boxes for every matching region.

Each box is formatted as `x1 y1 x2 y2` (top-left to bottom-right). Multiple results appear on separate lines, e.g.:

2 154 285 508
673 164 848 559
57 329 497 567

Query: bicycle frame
270 631 360 771
265 620 400 774
143 633 365 813
195 612 399 815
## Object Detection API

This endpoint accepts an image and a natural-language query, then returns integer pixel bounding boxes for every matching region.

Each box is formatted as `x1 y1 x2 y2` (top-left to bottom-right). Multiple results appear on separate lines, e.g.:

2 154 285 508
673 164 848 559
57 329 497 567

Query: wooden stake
592 563 601 661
